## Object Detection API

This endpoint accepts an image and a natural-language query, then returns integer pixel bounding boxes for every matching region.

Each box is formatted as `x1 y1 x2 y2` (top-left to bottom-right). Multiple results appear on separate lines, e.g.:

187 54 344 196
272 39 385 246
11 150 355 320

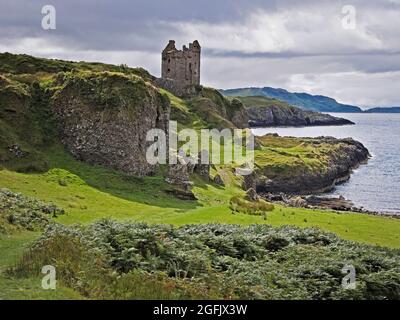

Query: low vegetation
1 52 399 300
0 188 64 234
229 195 274 217
9 220 400 300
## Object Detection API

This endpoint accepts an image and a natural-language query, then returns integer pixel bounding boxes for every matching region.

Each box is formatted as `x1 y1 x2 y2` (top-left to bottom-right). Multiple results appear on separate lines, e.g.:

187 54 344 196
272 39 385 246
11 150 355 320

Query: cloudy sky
1 0 400 108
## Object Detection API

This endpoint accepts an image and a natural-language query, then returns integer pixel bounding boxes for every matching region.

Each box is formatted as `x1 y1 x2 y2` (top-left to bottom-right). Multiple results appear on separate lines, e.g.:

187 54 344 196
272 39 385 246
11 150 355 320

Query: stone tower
161 40 201 87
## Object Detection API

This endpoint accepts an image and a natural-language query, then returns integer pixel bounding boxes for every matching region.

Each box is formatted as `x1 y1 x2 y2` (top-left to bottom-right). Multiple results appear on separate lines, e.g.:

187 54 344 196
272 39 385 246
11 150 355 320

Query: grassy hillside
0 52 398 247
236 95 293 109
0 52 153 81
221 87 362 113
1 144 399 248
1 52 399 300
5 221 400 300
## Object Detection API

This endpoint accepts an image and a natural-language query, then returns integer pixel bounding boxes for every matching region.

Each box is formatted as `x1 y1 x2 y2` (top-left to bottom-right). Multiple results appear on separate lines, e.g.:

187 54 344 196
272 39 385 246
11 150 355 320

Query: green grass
1 145 400 248
2 52 398 300
236 95 294 109
0 52 153 82
254 135 344 177
0 231 84 300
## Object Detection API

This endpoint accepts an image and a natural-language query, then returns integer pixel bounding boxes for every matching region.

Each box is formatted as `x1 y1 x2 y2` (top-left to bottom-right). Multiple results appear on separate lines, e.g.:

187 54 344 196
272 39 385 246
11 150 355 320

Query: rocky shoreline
248 111 354 127
236 95 355 127
249 135 371 195
250 134 398 218
261 192 400 218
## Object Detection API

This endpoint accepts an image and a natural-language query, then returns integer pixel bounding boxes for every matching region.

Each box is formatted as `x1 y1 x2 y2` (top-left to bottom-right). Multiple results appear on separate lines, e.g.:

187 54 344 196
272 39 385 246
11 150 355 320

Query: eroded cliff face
188 87 249 129
247 104 354 127
253 135 370 194
51 72 170 176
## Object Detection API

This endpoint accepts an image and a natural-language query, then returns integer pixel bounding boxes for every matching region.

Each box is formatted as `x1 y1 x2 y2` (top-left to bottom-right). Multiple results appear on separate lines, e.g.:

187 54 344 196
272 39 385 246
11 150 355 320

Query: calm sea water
252 113 400 214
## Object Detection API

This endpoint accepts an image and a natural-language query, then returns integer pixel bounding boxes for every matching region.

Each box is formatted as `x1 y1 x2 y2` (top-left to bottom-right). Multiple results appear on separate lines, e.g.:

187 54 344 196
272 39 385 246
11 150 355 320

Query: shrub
0 188 64 233
229 195 274 216
12 220 400 300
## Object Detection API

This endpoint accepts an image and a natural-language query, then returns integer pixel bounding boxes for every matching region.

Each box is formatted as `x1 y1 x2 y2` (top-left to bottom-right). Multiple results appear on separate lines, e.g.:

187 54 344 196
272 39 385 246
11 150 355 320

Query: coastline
253 135 370 195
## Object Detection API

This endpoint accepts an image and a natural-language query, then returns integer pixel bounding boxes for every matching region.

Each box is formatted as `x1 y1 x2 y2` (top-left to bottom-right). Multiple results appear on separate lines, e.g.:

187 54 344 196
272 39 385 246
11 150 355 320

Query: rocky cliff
221 87 362 113
249 134 370 194
188 87 249 129
237 96 354 127
51 72 170 176
0 53 369 196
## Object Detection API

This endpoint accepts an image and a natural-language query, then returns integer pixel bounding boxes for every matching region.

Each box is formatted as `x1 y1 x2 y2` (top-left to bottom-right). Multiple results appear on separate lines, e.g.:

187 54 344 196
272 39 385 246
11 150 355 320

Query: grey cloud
0 0 399 106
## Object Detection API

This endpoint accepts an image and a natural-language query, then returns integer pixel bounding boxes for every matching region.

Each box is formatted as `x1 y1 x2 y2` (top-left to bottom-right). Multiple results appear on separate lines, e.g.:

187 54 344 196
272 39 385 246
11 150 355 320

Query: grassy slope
0 231 84 299
1 145 399 248
236 95 294 109
1 52 400 299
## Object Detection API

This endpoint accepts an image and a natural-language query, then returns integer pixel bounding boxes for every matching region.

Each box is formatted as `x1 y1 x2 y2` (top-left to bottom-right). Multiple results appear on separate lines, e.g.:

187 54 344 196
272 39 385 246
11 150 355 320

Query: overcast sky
1 0 399 108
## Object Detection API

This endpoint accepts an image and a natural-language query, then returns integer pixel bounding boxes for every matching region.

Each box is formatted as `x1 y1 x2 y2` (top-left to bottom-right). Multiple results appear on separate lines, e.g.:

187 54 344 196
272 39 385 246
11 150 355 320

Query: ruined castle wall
162 40 200 87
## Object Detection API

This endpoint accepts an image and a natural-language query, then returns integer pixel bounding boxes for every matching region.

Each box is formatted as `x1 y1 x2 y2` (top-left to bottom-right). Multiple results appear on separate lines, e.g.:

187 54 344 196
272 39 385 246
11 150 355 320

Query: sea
252 113 400 215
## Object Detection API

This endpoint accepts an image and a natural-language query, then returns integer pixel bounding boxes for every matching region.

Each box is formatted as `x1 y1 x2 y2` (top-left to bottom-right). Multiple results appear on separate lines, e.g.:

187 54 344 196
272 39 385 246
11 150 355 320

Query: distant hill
221 87 362 113
236 96 354 127
364 107 400 113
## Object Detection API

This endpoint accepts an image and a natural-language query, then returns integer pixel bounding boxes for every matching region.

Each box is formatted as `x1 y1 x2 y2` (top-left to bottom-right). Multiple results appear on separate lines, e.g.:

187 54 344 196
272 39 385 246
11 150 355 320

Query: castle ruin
161 40 201 87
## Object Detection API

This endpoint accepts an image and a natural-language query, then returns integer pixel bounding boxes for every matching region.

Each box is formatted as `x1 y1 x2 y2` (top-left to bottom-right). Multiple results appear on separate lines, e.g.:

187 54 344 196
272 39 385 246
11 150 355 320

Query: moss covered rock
51 72 170 176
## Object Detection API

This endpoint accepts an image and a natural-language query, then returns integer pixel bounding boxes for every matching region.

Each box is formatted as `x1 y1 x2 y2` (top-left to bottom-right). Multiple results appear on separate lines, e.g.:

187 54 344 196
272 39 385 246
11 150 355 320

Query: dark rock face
245 188 259 202
247 104 354 127
261 192 396 216
52 73 170 176
242 172 257 190
255 137 370 194
228 98 250 129
213 174 225 186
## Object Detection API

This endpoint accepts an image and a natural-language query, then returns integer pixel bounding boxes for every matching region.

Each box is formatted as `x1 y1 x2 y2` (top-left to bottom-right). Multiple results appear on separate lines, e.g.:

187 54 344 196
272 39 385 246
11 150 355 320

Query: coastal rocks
254 136 370 194
51 72 170 176
245 102 354 127
262 193 355 211
288 196 308 208
305 195 353 211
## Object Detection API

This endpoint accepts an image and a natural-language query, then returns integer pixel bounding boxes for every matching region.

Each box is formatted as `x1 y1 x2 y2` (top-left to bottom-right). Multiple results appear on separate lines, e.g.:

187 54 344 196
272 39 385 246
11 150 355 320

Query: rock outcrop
189 87 249 129
244 188 259 202
52 72 170 176
236 96 354 127
254 136 370 194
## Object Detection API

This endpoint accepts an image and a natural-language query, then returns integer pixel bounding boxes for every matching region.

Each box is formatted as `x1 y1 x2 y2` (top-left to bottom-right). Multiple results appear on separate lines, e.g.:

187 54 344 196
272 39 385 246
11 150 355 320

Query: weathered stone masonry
161 40 201 87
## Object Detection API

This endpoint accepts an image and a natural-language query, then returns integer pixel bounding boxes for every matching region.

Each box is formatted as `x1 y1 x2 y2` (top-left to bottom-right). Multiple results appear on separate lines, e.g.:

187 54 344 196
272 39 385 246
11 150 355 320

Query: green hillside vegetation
255 134 336 177
236 95 293 109
0 52 153 81
1 52 400 300
221 87 362 113
6 221 400 300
